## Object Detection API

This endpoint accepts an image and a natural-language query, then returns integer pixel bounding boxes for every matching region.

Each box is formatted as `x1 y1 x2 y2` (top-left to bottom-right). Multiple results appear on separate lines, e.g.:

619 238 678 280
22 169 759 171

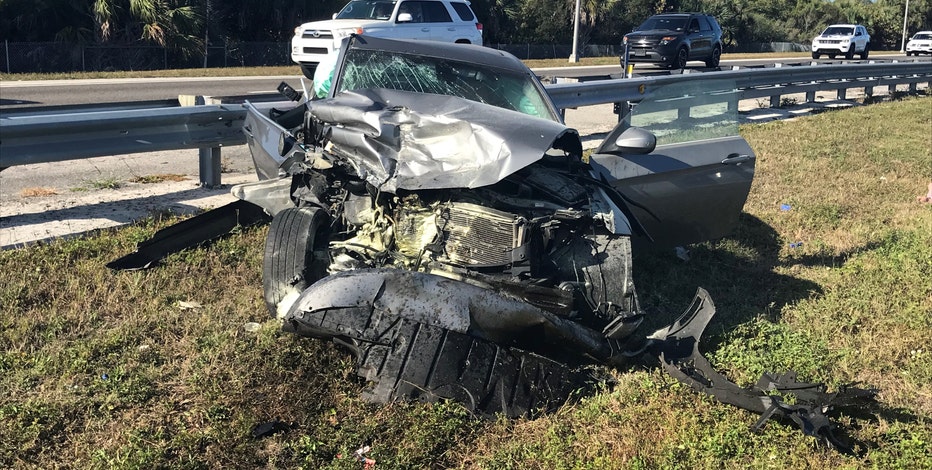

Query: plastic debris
244 322 261 332
250 420 289 439
674 246 690 261
917 182 932 203
780 204 792 211
178 300 203 310
100 373 109 381
789 242 803 248
338 446 376 468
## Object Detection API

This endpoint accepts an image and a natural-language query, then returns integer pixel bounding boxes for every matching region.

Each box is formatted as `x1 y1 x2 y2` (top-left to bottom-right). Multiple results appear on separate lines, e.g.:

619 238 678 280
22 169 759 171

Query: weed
129 174 188 184
18 187 59 197
779 97 798 107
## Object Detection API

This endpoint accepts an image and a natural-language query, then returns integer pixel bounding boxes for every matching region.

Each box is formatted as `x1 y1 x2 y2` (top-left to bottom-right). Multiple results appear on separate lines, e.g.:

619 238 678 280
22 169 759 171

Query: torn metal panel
309 88 582 192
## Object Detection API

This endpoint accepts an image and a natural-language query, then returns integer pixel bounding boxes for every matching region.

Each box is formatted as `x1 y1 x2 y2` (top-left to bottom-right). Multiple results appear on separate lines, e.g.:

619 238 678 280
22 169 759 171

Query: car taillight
476 22 483 32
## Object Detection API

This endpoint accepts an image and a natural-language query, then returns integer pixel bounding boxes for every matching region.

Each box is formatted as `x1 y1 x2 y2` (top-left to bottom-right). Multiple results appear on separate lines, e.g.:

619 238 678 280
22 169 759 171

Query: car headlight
294 26 302 35
334 27 364 38
623 35 628 45
659 36 676 45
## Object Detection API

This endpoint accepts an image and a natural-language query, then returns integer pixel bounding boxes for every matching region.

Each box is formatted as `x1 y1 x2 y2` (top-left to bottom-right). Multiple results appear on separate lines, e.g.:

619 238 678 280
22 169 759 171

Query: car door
588 78 756 248
686 17 709 59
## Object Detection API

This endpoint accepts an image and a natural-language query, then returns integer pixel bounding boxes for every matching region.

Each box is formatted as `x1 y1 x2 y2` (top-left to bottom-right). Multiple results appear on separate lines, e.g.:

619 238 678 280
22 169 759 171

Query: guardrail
1 61 929 186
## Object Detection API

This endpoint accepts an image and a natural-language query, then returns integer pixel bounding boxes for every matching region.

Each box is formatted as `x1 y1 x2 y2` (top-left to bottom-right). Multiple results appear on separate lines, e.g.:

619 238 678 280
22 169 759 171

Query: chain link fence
0 40 811 74
0 41 292 74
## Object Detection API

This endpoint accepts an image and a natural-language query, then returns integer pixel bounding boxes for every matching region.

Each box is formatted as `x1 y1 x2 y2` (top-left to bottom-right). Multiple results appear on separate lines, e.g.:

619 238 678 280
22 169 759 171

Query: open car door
589 78 755 248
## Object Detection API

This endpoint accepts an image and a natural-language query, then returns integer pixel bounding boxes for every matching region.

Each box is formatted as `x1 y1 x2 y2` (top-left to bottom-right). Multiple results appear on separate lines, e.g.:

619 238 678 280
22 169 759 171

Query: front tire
263 207 329 317
845 45 855 60
671 47 688 69
860 44 869 60
811 52 821 59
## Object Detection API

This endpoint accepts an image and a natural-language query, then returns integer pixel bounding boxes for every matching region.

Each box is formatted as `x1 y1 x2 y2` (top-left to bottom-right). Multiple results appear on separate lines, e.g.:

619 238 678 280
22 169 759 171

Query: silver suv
811 24 870 60
291 0 483 78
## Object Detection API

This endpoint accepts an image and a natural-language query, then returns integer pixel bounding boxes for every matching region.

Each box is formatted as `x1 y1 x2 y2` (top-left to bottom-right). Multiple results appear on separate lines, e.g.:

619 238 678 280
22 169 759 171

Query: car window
688 18 700 32
337 0 398 20
398 1 424 22
450 2 475 21
823 26 854 36
626 78 739 146
422 1 453 22
637 16 687 32
698 17 712 32
336 48 554 119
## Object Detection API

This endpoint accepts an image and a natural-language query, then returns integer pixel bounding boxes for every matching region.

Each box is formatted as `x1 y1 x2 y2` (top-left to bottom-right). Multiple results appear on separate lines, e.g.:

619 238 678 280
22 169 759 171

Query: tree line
1 0 930 58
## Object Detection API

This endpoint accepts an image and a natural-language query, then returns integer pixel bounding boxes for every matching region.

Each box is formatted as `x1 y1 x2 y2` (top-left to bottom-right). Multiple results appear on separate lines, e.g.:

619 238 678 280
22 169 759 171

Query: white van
291 0 483 78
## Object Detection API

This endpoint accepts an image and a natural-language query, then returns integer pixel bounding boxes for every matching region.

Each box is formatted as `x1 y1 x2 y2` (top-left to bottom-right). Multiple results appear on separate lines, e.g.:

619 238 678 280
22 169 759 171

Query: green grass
1 96 931 468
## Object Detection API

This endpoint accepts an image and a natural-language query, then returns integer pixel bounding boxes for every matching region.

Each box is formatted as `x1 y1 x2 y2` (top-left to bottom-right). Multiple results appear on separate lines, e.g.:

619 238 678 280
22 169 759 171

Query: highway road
1 53 925 110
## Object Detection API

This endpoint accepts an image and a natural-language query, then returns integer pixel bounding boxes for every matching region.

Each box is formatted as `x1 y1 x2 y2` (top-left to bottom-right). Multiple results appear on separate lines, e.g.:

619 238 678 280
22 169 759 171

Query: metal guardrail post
198 147 222 187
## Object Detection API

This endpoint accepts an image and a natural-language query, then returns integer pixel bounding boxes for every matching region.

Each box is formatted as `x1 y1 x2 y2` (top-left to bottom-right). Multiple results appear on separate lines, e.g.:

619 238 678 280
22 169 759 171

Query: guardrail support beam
198 147 222 187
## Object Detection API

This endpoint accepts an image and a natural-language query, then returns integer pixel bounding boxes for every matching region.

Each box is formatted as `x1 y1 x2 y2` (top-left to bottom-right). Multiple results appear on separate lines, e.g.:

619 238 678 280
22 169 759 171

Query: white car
811 24 870 60
291 0 483 79
906 31 932 56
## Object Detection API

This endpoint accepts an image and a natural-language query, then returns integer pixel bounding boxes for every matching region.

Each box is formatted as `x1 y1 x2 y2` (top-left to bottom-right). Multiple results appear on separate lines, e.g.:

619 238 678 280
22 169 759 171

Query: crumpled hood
310 88 582 192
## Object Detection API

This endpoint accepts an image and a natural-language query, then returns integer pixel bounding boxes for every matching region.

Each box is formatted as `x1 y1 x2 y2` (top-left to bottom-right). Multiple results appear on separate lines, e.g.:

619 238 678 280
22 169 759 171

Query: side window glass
450 2 475 21
423 1 453 23
398 2 424 23
699 17 712 32
688 19 699 33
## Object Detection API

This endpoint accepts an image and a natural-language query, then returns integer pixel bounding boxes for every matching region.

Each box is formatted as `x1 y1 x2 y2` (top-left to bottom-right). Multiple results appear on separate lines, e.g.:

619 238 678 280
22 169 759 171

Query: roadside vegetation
0 51 830 82
1 95 930 468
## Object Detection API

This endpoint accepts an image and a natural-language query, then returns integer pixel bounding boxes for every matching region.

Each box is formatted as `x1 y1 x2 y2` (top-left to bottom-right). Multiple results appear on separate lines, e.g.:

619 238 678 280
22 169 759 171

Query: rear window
450 2 475 21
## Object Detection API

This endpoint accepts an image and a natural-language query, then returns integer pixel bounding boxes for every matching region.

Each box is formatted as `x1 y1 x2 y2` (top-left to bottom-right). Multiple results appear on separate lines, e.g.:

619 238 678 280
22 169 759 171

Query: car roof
346 35 530 74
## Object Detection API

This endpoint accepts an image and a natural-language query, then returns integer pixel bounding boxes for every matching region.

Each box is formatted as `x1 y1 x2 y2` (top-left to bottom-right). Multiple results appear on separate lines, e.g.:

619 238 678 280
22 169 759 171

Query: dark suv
623 13 723 69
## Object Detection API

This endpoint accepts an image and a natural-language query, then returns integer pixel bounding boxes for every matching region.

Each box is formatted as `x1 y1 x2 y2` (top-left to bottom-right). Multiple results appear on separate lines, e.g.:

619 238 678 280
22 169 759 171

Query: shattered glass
337 48 554 119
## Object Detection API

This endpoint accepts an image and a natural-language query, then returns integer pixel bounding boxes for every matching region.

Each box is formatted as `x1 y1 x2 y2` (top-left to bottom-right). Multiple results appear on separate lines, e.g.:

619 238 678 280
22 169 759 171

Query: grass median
1 94 930 468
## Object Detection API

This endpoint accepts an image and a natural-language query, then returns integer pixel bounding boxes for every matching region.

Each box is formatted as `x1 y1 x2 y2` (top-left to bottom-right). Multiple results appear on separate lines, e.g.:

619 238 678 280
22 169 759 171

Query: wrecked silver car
110 35 873 450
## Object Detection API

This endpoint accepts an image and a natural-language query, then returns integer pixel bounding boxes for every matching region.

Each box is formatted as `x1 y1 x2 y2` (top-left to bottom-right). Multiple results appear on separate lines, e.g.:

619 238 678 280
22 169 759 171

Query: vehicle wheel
860 44 869 60
845 45 855 60
300 63 317 80
705 46 721 68
829 54 836 59
811 52 820 59
672 47 688 69
906 51 912 56
263 207 329 318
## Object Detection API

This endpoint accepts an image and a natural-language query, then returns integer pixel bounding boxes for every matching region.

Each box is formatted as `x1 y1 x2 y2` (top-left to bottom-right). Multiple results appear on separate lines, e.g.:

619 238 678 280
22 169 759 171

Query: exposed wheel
860 44 869 60
811 52 821 60
845 45 855 60
671 47 688 69
705 46 721 68
300 63 318 80
263 207 329 318
283 302 603 418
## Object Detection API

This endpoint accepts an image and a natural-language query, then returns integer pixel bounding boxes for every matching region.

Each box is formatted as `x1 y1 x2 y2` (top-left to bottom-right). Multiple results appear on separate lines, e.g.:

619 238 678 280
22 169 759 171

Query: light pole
900 0 910 52
569 0 580 63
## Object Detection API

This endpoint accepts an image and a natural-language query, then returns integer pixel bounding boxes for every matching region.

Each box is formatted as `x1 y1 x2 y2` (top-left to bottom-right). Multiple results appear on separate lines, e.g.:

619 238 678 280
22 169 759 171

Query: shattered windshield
336 0 397 20
627 78 739 146
335 48 556 120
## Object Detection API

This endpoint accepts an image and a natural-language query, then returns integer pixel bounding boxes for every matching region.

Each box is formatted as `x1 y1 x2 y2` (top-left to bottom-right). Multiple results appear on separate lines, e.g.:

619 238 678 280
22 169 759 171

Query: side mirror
614 127 657 154
332 13 338 19
397 13 413 22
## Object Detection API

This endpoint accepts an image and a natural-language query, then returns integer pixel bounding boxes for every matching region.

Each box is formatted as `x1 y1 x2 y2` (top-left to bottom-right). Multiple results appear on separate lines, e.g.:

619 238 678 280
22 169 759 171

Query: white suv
811 24 870 60
291 0 483 78
906 31 932 56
